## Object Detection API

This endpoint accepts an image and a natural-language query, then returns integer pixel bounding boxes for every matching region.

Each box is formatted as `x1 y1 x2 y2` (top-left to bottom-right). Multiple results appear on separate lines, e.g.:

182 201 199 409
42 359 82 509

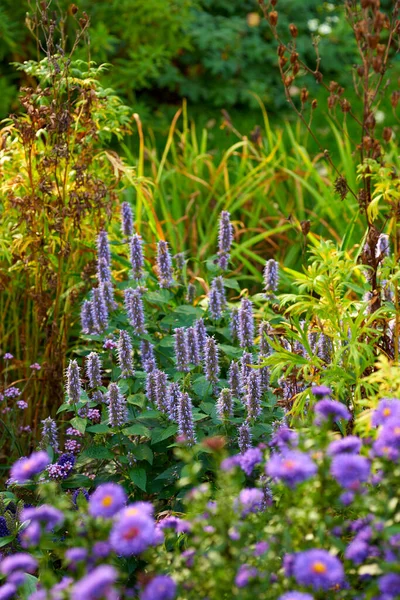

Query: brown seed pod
269 10 278 26
289 23 298 38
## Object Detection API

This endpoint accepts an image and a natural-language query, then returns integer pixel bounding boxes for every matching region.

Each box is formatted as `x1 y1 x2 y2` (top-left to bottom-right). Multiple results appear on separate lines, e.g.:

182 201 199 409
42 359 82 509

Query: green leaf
145 290 172 306
130 445 153 464
192 375 212 398
129 467 147 491
70 416 87 434
151 424 178 445
79 446 114 460
0 535 14 548
86 423 110 434
57 402 71 414
218 344 243 359
21 574 38 598
122 423 151 438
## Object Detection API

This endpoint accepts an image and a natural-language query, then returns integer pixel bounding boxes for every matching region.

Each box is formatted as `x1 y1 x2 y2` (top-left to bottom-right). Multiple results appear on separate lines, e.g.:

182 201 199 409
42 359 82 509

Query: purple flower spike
204 336 220 384
66 360 82 404
195 318 207 352
146 371 158 403
208 283 223 320
130 233 145 280
238 298 254 348
230 307 239 342
259 322 271 355
86 352 102 388
258 355 270 391
178 392 196 445
245 371 261 420
186 327 200 366
121 202 134 237
117 330 135 378
140 340 156 373
154 370 170 414
100 280 117 311
124 288 147 334
107 382 128 427
217 211 233 270
263 259 279 298
91 287 108 332
41 417 59 453
174 327 189 372
229 361 243 398
241 352 253 385
168 382 181 422
317 333 333 363
97 257 111 284
186 282 196 304
97 230 111 266
238 422 252 453
174 252 186 284
157 240 174 288
81 300 94 335
217 388 233 420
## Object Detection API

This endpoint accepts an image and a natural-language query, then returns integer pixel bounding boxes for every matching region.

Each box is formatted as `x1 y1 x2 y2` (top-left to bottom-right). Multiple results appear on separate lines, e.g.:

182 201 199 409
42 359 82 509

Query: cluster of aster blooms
0 354 41 425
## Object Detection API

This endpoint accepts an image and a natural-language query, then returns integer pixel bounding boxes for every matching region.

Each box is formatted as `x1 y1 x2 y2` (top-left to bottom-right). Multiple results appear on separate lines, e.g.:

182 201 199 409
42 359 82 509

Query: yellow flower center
125 508 138 516
395 427 400 435
312 561 327 574
383 407 391 417
101 495 113 507
283 460 296 470
22 460 33 472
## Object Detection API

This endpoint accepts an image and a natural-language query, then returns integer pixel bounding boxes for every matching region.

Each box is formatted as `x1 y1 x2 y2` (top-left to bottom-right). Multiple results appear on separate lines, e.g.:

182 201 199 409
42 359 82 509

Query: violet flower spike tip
156 240 174 288
107 382 128 427
66 360 81 404
130 233 145 280
121 202 134 237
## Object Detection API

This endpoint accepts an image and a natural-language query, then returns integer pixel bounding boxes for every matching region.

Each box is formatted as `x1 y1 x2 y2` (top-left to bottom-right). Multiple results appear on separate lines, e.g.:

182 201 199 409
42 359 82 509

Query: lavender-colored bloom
218 211 233 254
3 353 13 360
266 450 317 488
238 422 252 453
235 564 258 588
379 573 400 595
254 541 269 556
237 488 264 517
0 583 17 599
92 541 111 559
154 370 170 414
174 252 186 284
241 352 253 385
230 307 239 342
186 327 200 365
238 298 254 348
378 416 400 448
117 330 134 378
107 382 128 427
293 549 344 591
174 327 189 372
140 340 156 373
239 447 262 476
100 281 117 311
195 318 207 351
204 337 219 384
345 537 370 564
327 436 361 456
186 282 196 304
10 451 50 483
258 355 270 392
30 363 41 370
245 370 262 419
157 240 174 288
97 230 111 265
270 423 298 451
279 593 314 600
121 202 134 237
3 386 20 398
130 233 145 280
208 283 223 320
17 400 28 409
110 512 155 556
47 453 76 480
66 359 81 404
258 322 271 355
314 399 350 423
217 388 233 420
97 257 111 284
65 547 88 564
91 287 108 332
214 276 226 308
229 361 242 397
167 383 181 421
263 259 279 298
317 333 333 363
178 392 196 445
376 233 390 258
311 385 332 398
71 565 117 600
0 553 37 576
86 352 102 388
124 288 146 334
330 454 370 490
372 398 400 427
89 483 127 518
141 575 177 600
146 371 158 403
21 505 64 530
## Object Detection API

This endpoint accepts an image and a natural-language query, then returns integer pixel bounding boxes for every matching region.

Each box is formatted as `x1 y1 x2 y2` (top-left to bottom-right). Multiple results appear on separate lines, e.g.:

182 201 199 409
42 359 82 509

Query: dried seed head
311 99 318 110
269 11 278 26
383 127 392 142
300 88 309 104
334 176 348 201
289 24 298 38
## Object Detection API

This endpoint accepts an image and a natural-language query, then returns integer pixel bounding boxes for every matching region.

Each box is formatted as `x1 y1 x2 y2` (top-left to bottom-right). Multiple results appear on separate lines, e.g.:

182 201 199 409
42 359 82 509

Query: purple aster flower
0 583 17 599
81 300 94 335
91 287 108 332
314 399 350 423
122 502 154 519
330 454 370 490
92 541 111 559
154 370 170 414
17 400 28 409
378 573 400 596
157 240 174 288
204 336 219 384
317 333 333 363
327 436 361 456
117 330 134 378
71 565 117 600
194 318 207 351
372 437 399 461
345 537 370 564
40 417 59 453
89 483 127 518
239 447 262 476
311 385 332 399
254 541 269 556
174 327 189 372
65 547 88 565
158 516 190 533
372 398 400 426
167 382 181 422
266 450 317 488
278 593 314 600
0 553 37 576
86 352 102 388
10 451 50 483
110 512 155 556
270 422 298 451
121 202 134 237
208 282 223 320
263 259 279 298
229 361 242 397
186 282 196 304
140 340 156 373
216 388 233 420
378 417 400 447
245 370 261 420
238 422 252 453
186 327 200 366
293 549 344 591
235 564 258 588
66 360 81 404
177 392 196 446
230 307 240 342
238 298 254 348
221 455 240 471
124 288 147 334
237 488 264 517
107 383 128 427
141 575 177 600
21 505 64 530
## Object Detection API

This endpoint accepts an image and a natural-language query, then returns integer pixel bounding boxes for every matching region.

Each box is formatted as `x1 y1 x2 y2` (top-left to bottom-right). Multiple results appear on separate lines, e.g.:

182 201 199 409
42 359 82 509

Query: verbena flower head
91 287 108 332
204 336 220 384
314 399 350 424
238 298 254 348
330 454 370 490
292 549 344 591
121 202 134 237
238 422 252 453
263 259 279 298
178 392 196 446
186 327 200 366
86 352 102 388
237 488 264 517
140 575 177 600
71 565 117 600
10 451 50 483
107 382 128 427
89 483 127 518
124 288 147 334
117 330 135 378
372 398 400 427
157 240 174 288
217 388 233 420
327 436 362 456
266 450 317 488
174 327 189 372
110 511 155 556
229 361 242 398
3 353 13 360
66 359 81 404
